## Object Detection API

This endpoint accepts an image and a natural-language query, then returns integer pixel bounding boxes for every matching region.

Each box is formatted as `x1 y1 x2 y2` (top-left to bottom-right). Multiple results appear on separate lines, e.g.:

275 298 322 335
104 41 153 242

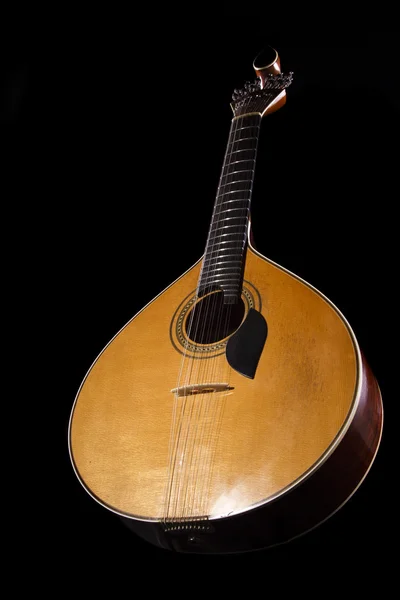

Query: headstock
231 46 293 119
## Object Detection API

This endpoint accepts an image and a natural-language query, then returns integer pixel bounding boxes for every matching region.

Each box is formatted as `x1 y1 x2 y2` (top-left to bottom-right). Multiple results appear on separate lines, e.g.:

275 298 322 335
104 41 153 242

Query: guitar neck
198 113 262 304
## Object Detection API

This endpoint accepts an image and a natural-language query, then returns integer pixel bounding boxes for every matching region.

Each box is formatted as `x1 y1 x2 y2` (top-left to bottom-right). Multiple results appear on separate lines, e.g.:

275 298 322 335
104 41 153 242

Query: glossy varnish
69 242 370 524
69 46 383 552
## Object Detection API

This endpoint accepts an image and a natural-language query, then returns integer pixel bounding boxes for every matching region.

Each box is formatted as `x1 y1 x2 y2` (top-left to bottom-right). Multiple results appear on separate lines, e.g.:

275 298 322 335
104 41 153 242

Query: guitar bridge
170 383 234 397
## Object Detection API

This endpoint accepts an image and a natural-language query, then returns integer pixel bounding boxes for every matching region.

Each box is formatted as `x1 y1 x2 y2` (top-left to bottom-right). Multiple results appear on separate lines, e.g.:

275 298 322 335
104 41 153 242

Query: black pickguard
226 308 268 378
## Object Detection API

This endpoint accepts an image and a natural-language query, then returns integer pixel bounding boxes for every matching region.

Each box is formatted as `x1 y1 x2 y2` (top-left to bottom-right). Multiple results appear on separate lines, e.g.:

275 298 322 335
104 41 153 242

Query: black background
4 23 398 567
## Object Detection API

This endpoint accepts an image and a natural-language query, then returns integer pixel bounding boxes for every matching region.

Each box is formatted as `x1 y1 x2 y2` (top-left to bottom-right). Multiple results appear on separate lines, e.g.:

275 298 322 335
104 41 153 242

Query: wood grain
70 243 360 522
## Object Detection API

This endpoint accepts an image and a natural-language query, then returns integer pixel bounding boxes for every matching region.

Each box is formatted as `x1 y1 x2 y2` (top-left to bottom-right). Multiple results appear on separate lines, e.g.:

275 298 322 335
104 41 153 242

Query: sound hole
185 291 245 345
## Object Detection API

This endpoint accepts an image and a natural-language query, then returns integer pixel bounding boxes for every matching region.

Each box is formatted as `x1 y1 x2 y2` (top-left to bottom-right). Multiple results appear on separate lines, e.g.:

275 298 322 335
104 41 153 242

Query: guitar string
165 116 237 522
178 117 240 520
164 303 198 523
162 126 242 523
177 104 268 515
197 102 267 519
180 383 205 520
182 298 226 520
177 115 244 520
188 111 251 519
163 88 274 523
189 303 229 519
197 339 230 519
175 110 263 521
163 394 185 523
163 361 185 523
163 279 200 523
180 295 229 520
193 114 246 520
178 100 270 521
196 113 261 520
185 113 254 520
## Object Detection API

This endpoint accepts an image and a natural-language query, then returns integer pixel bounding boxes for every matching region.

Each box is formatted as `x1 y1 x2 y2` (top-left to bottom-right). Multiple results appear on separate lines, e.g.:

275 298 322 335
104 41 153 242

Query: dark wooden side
121 353 383 553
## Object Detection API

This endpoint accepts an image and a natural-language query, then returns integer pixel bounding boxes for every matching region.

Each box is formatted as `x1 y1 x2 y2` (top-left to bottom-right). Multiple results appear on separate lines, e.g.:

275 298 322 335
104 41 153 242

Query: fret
209 221 247 232
202 265 242 272
230 124 260 133
218 179 252 189
203 252 242 268
226 142 257 156
202 269 242 278
225 154 256 165
207 244 245 256
224 154 255 164
224 151 256 163
233 113 260 121
206 244 245 256
211 216 247 223
215 203 248 213
223 165 255 175
221 172 253 184
209 229 247 240
216 284 241 290
201 270 240 278
226 142 258 153
204 244 242 255
200 274 241 283
213 206 249 216
205 253 245 266
225 145 257 160
216 199 249 208
209 217 247 224
201 271 242 280
226 135 259 145
228 146 256 152
225 158 256 168
211 224 247 230
224 152 256 164
231 115 261 127
202 265 242 274
228 135 258 145
217 189 251 199
201 279 240 289
227 136 257 145
224 151 255 162
203 255 243 263
221 167 254 177
215 198 250 206
221 168 254 179
229 125 259 136
199 114 261 302
209 228 246 237
202 268 242 277
206 239 246 249
208 231 246 240
204 247 245 260
209 230 246 240
217 193 251 203
227 148 256 165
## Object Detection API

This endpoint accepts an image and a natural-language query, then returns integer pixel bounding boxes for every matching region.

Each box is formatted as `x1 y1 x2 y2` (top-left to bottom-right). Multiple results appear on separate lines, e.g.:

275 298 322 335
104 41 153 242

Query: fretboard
198 113 262 304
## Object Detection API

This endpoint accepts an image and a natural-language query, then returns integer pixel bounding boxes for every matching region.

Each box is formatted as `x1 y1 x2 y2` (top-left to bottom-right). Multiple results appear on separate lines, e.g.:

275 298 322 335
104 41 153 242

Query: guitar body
69 239 382 553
